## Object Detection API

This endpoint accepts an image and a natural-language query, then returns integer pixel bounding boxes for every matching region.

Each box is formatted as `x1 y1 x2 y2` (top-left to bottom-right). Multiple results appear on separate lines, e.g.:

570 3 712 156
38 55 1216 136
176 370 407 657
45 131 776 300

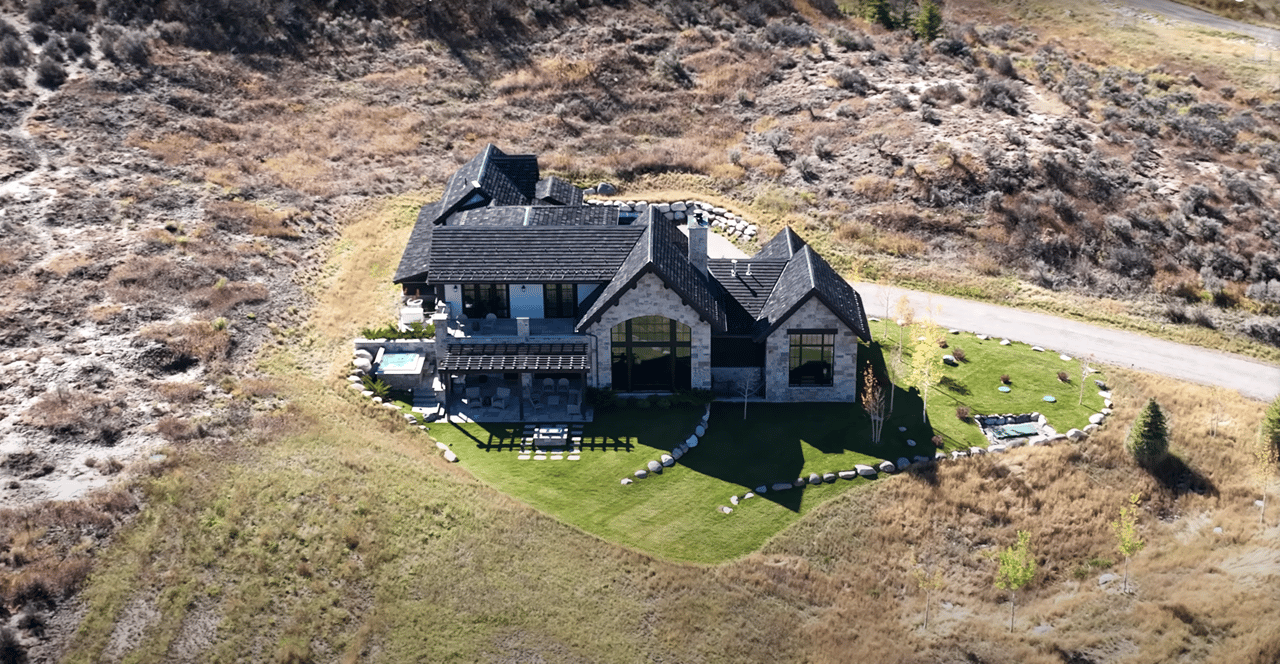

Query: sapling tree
910 550 945 631
1255 395 1280 524
738 372 760 420
909 320 939 422
863 365 886 444
994 530 1036 632
1110 493 1145 594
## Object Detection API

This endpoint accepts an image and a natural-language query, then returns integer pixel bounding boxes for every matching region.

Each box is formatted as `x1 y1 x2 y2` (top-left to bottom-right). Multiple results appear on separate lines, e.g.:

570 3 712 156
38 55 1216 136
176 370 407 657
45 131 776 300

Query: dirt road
1113 0 1280 44
854 282 1280 402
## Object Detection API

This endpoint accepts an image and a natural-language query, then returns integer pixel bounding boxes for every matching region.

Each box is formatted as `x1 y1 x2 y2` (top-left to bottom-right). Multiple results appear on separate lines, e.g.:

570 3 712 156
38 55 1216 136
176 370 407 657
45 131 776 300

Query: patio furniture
542 377 555 391
529 397 544 413
557 378 570 393
546 395 560 407
493 387 511 409
567 402 580 417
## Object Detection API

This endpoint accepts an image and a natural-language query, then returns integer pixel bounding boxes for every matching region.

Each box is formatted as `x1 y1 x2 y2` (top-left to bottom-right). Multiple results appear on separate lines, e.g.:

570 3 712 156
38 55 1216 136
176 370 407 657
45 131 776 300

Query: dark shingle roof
448 205 619 227
576 209 725 333
753 226 807 260
428 226 645 283
752 245 871 342
393 200 442 283
708 259 789 335
536 176 584 206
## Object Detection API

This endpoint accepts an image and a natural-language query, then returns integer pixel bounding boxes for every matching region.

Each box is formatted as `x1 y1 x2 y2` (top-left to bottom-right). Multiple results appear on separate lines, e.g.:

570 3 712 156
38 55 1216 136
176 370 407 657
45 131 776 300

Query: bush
1127 398 1169 466
359 321 434 340
936 338 948 349
764 21 815 46
932 434 944 448
951 347 966 362
0 626 26 664
0 35 26 67
956 405 970 421
972 76 1024 115
831 66 870 94
35 55 65 87
1057 370 1069 383
831 27 873 51
0 68 22 91
1000 374 1011 384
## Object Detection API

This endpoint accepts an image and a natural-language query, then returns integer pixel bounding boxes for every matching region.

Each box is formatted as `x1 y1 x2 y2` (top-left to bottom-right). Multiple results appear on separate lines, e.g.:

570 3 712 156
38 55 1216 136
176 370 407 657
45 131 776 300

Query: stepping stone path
772 482 793 491
567 455 580 460
534 454 547 460
518 454 531 460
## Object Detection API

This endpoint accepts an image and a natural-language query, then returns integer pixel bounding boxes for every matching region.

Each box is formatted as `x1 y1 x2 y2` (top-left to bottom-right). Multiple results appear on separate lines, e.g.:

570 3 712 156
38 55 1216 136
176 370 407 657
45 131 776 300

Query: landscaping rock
855 464 876 477
838 470 858 480
730 495 739 505
914 456 934 464
989 444 1007 453
435 441 449 451
595 182 617 195
442 450 458 462
1066 428 1087 441
1006 439 1025 448
353 358 372 372
1042 426 1057 437
686 435 698 448
896 457 911 470
635 470 648 479
1032 346 1044 352
1104 399 1113 409
404 413 417 422
744 492 755 499
1084 424 1100 435
354 349 373 361
951 450 968 460
719 506 733 514
371 397 383 404
1089 413 1105 425
907 439 917 447
661 454 675 467
822 472 837 483
1000 339 1011 346
878 461 896 473
755 485 767 494
347 383 363 391
1059 354 1072 361
1101 407 1112 415
969 447 986 455
808 473 822 485
671 447 684 460
793 478 807 488
976 334 989 340
949 329 959 334
695 424 706 437
1049 433 1068 443
771 483 793 492
621 478 633 485
647 460 662 473
1098 573 1119 586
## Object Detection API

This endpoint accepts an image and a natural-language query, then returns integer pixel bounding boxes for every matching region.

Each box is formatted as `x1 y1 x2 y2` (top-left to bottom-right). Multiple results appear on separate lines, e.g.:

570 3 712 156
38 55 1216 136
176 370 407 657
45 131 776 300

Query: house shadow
1145 454 1217 498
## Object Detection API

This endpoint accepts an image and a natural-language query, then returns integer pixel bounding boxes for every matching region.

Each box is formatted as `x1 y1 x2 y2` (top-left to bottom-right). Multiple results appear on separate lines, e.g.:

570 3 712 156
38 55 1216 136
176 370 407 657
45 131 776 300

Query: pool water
377 353 424 374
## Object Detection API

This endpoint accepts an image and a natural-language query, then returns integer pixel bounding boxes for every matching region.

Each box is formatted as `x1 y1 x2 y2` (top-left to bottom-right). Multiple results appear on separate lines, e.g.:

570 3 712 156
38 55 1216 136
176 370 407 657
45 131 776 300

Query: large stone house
394 145 871 405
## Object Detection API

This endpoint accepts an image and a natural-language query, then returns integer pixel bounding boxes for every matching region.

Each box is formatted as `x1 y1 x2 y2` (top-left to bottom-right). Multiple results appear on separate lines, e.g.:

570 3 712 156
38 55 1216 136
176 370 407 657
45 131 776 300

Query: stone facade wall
763 297 859 402
585 271 711 390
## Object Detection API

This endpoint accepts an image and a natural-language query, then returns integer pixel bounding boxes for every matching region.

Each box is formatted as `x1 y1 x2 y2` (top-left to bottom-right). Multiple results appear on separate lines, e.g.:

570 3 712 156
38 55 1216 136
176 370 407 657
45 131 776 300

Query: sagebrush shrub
0 36 25 67
831 66 870 94
35 55 65 87
956 405 970 421
951 347 966 362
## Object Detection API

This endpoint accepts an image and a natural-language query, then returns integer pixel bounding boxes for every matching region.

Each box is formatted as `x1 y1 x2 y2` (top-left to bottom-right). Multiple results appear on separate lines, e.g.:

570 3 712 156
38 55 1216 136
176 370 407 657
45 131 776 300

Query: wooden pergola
437 342 590 420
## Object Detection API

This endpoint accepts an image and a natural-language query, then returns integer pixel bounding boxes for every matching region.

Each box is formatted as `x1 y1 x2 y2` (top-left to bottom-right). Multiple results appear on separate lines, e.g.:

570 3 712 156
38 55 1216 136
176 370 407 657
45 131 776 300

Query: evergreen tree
865 0 896 30
1126 398 1169 466
915 0 943 42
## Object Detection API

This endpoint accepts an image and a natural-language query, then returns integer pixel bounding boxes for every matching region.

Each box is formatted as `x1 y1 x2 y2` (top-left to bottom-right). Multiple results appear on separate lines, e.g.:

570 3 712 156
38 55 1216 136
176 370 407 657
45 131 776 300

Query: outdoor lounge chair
567 402 580 418
542 377 555 391
493 386 511 409
546 395 560 407
557 378 570 393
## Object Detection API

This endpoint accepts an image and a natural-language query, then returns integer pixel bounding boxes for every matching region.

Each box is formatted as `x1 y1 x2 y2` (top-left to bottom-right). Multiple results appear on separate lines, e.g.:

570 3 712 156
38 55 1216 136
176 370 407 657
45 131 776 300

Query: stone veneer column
587 272 711 391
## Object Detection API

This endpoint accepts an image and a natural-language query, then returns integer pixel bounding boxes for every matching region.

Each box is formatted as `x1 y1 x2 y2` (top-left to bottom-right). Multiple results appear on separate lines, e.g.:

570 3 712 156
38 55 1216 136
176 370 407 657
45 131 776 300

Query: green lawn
437 323 1106 563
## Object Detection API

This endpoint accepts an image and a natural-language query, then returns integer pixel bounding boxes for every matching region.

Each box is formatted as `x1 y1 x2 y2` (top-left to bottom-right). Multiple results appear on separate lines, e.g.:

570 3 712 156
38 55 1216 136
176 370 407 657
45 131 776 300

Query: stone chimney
688 212 708 277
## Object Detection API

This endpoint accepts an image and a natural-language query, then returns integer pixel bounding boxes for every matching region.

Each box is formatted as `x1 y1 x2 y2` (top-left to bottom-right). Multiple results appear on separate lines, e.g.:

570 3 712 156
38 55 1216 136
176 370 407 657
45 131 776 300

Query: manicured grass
440 401 925 563
874 320 1106 450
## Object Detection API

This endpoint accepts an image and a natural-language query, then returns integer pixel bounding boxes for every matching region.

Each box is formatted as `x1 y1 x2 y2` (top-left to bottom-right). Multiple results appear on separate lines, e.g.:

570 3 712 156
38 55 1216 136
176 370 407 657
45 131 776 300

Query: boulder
347 383 363 391
661 454 675 467
969 447 986 455
596 182 617 195
671 201 687 212
442 450 458 462
1101 407 1113 415
878 460 896 473
822 472 837 483
647 460 662 473
755 485 768 494
353 358 372 372
686 435 698 448
989 444 1007 453
896 457 911 470
1083 424 1100 435
671 447 684 460
719 506 733 514
771 482 793 492
744 492 755 500
435 441 449 451
1066 428 1087 441
793 478 807 488
838 470 858 480
808 473 823 485
855 464 876 477
354 349 373 361
635 470 648 479
951 450 968 460
730 495 740 505
621 478 633 485
1089 413 1105 425
695 424 706 437
1000 339 1011 345
1049 433 1068 443
1032 346 1044 352
907 439 917 447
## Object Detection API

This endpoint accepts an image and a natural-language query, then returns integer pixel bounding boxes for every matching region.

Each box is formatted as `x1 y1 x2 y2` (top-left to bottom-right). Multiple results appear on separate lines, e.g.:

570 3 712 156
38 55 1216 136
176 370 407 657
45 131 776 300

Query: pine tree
915 0 943 42
865 0 896 30
1126 398 1169 466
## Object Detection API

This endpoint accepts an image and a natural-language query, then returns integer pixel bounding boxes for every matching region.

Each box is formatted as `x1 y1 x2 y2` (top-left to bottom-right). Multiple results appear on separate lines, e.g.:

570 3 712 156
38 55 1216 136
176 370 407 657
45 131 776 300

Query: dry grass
155 381 205 404
140 320 232 366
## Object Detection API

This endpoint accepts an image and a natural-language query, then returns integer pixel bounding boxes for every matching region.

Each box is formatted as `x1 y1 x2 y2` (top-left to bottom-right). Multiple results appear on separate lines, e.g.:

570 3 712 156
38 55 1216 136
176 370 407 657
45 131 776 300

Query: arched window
610 316 691 392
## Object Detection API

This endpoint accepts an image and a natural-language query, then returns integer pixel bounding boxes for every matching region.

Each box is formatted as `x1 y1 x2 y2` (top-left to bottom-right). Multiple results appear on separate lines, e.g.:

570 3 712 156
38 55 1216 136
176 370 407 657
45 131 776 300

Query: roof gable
754 226 807 260
752 245 871 342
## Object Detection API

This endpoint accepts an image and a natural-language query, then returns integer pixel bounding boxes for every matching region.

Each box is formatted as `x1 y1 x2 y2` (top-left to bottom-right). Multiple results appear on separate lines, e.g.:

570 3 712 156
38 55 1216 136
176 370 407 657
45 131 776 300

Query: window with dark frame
543 284 577 318
461 284 510 319
788 330 835 386
610 315 692 391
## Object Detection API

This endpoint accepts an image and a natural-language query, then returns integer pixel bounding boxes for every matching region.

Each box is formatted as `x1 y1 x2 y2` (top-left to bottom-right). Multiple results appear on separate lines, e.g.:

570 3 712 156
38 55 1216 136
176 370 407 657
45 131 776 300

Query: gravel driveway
854 282 1280 402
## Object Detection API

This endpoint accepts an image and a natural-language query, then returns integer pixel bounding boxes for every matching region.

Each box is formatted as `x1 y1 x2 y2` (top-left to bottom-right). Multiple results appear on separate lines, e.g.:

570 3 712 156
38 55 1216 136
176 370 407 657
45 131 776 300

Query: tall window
610 315 692 391
543 284 577 318
789 330 834 386
462 284 509 319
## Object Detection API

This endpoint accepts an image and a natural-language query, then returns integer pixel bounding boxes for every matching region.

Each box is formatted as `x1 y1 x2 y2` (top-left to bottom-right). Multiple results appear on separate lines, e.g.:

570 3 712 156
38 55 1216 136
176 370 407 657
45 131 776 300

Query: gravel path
1112 0 1280 45
853 282 1280 402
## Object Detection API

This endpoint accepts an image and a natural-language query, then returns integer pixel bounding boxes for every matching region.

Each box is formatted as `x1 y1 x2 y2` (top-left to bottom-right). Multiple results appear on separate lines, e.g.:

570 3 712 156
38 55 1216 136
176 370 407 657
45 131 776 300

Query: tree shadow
938 375 970 396
1145 454 1218 498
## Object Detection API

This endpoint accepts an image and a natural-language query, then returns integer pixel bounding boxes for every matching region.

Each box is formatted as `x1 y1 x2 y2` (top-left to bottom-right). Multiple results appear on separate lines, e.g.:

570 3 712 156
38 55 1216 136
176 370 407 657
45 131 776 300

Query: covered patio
437 342 592 423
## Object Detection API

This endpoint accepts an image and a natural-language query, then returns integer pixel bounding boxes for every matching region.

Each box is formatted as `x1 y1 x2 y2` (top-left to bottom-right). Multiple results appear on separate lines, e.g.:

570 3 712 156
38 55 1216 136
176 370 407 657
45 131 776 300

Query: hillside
0 0 1278 661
